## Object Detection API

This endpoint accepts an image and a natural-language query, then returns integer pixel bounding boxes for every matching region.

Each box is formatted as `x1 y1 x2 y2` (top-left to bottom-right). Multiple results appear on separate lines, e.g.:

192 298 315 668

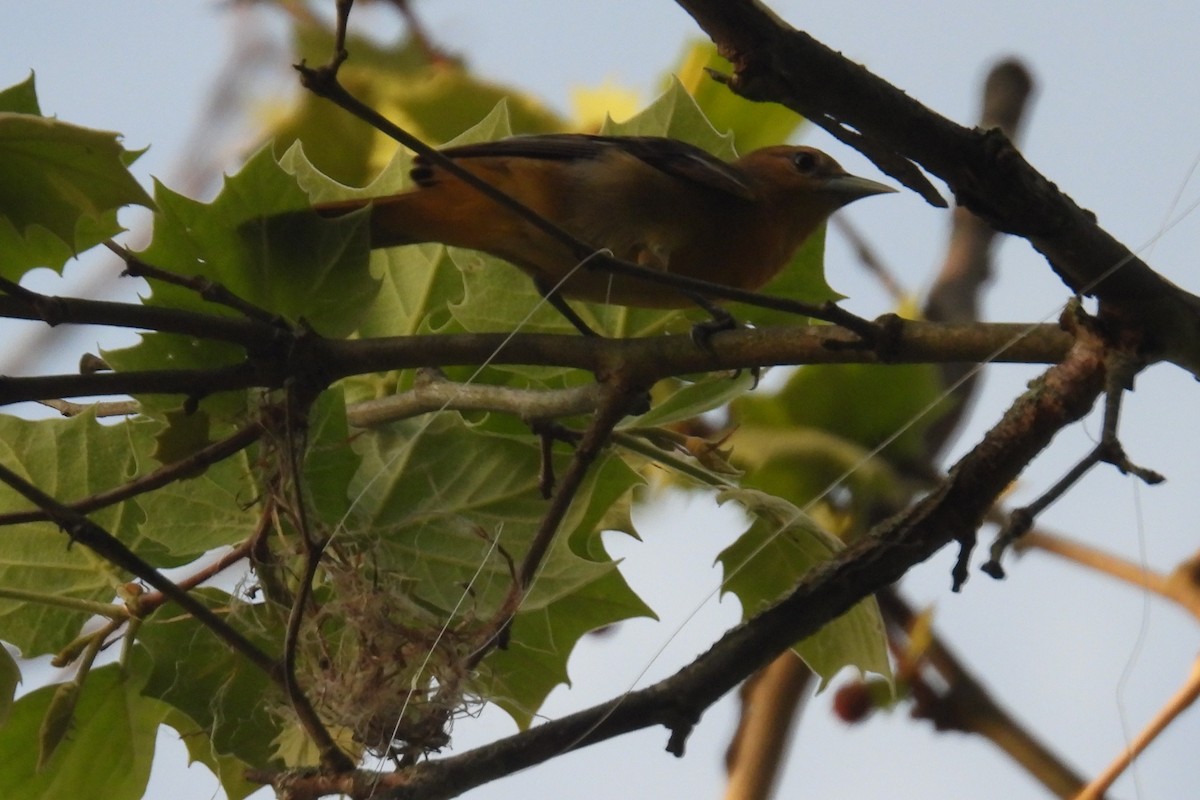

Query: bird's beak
822 174 897 203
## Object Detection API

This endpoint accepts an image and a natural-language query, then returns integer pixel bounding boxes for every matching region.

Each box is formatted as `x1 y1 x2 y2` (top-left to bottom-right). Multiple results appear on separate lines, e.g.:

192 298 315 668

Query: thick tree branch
314 321 1071 383
923 58 1035 457
0 321 1071 408
248 305 1109 800
675 0 1200 377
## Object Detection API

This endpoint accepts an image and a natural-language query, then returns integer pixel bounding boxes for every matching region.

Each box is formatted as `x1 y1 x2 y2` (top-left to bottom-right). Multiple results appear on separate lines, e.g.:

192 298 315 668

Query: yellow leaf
570 80 642 130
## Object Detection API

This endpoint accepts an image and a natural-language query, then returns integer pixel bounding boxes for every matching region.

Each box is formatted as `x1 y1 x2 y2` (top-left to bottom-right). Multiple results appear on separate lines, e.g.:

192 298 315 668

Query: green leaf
281 142 468 339
0 76 150 277
104 145 382 419
0 74 41 115
0 664 169 800
162 707 259 800
133 437 260 560
735 362 950 464
624 371 756 429
38 681 80 769
0 413 178 657
479 537 656 727
303 387 361 527
604 77 737 157
137 147 378 339
672 41 805 153
0 645 19 725
150 407 212 465
729 425 905 528
336 414 652 726
100 333 250 423
716 488 889 685
134 591 287 771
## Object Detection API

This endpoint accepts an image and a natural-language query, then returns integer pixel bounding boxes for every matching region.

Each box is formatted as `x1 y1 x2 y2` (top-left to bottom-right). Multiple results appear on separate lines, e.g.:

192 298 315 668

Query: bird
310 134 894 313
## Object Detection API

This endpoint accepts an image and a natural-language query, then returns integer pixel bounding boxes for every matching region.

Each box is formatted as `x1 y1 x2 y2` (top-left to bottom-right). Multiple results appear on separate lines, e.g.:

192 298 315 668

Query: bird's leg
686 292 739 348
627 245 741 346
535 279 599 337
685 293 760 388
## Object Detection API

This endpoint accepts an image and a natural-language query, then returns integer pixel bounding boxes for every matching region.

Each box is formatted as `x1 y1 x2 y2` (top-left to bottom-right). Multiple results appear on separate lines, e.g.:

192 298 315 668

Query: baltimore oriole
312 134 893 309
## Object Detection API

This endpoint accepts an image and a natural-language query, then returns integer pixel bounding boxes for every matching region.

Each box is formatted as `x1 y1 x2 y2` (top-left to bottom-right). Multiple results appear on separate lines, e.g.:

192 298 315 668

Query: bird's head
738 145 896 213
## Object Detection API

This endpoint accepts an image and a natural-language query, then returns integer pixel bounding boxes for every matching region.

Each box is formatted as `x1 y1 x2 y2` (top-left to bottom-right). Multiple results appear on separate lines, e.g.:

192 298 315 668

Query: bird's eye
791 150 820 174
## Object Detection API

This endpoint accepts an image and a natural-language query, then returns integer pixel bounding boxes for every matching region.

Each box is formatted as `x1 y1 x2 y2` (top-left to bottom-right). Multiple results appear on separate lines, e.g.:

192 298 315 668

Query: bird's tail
309 193 434 249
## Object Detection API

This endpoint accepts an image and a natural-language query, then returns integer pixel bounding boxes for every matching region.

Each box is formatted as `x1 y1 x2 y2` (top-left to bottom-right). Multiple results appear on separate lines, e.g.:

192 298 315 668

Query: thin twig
38 398 139 418
136 536 258 614
0 419 265 526
984 332 1161 577
1018 533 1200 621
385 0 454 64
105 241 287 327
1074 655 1200 800
274 385 348 771
0 280 281 351
517 381 645 589
831 216 905 302
879 590 1089 798
0 461 278 676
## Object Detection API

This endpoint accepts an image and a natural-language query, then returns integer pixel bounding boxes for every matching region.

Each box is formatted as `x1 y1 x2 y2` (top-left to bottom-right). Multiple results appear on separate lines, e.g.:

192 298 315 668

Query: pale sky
4 3 1199 799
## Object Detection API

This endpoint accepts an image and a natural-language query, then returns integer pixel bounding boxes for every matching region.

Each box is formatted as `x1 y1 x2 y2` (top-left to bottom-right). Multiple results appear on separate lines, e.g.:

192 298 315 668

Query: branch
0 280 280 351
248 306 1108 799
0 320 1070 409
1075 655 1200 800
984 325 1163 576
38 398 138 417
674 0 1200 377
923 58 1036 457
1019 533 1200 619
722 652 811 800
878 590 1089 798
0 419 264 526
314 320 1072 386
0 362 283 406
0 462 278 677
106 241 288 327
518 380 647 588
346 369 604 428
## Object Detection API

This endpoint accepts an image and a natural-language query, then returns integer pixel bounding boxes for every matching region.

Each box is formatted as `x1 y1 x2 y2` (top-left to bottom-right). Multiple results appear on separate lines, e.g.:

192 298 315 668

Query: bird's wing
427 134 757 200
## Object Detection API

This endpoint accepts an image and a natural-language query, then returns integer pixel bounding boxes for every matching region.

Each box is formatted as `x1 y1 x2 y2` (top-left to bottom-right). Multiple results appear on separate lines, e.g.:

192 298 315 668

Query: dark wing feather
420 134 756 200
